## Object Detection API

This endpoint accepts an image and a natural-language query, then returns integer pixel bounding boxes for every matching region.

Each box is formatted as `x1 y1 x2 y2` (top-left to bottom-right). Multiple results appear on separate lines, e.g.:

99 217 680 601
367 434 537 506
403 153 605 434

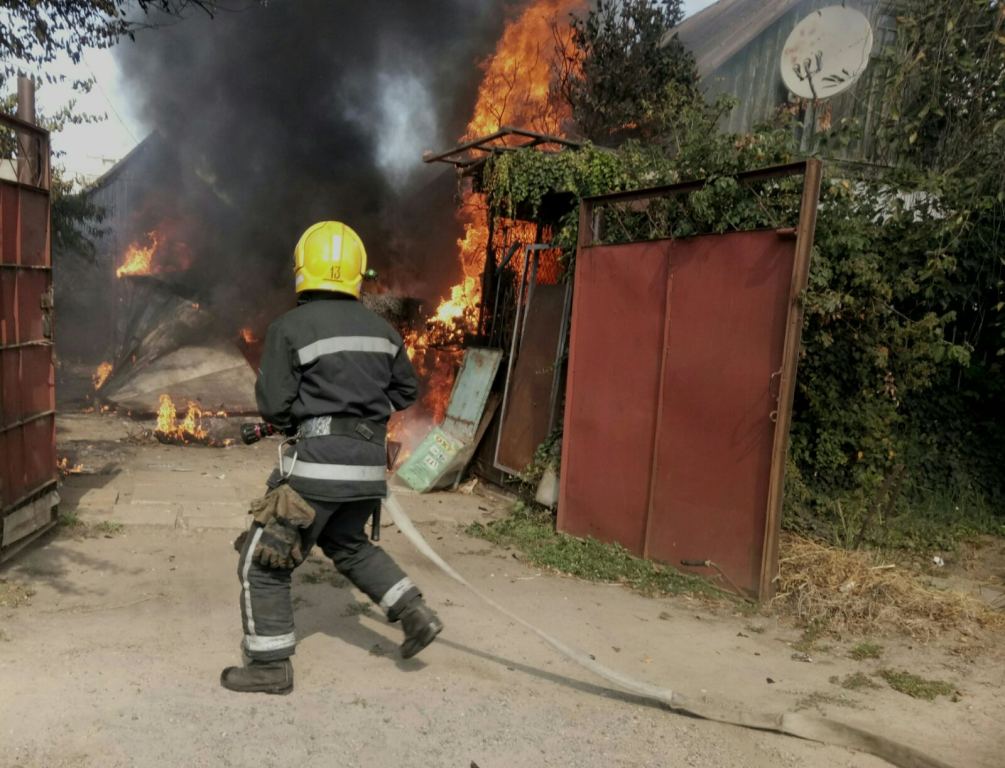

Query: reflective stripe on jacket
256 293 418 501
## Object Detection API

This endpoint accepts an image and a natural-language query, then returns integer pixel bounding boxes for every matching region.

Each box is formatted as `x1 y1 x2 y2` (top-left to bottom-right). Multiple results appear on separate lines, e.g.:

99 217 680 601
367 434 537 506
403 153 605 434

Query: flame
449 0 578 305
156 394 176 434
116 231 163 278
57 457 84 476
397 1 580 437
240 327 258 344
446 0 577 324
92 361 113 390
155 394 211 444
465 0 579 140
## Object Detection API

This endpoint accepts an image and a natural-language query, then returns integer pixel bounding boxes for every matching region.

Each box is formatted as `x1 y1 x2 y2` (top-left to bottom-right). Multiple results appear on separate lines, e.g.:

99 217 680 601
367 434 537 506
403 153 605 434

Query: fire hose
382 492 956 768
243 421 953 768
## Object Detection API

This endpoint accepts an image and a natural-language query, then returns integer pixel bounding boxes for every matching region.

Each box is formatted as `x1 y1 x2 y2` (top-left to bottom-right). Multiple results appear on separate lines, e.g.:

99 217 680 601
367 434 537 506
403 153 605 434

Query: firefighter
221 220 443 695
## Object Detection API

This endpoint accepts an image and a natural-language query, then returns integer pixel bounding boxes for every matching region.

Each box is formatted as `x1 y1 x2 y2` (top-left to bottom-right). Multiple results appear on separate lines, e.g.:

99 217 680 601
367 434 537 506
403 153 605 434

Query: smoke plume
115 0 507 332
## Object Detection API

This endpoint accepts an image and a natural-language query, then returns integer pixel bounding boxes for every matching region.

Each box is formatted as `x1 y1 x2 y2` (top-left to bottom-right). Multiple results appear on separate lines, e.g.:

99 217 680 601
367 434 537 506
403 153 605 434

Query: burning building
393 0 587 459
58 0 587 459
56 135 259 422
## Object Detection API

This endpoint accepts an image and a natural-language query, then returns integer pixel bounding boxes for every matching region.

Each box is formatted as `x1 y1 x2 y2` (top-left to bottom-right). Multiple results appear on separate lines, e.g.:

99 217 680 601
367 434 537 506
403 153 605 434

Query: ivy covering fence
481 1 1005 549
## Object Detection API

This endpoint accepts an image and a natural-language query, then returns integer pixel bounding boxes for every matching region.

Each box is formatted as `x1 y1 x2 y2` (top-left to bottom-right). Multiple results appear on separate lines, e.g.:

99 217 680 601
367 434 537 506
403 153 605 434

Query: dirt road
1 414 1001 767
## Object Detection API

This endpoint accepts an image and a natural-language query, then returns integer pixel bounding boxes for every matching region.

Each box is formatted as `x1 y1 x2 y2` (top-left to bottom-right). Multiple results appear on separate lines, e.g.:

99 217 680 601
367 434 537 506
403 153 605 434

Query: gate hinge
41 288 54 339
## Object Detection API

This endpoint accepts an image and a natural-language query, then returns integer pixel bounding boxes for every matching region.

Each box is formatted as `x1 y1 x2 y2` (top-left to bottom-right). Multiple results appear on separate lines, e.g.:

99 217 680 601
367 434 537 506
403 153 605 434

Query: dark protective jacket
255 292 418 501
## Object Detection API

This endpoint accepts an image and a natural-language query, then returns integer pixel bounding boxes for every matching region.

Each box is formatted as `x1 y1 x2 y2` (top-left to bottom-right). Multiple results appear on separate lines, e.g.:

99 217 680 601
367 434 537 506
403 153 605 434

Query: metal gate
557 162 821 598
0 108 56 560
495 245 571 474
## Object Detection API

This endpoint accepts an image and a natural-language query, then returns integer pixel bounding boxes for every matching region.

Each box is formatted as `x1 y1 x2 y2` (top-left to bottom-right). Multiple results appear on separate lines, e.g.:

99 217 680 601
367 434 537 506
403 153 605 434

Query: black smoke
115 0 507 334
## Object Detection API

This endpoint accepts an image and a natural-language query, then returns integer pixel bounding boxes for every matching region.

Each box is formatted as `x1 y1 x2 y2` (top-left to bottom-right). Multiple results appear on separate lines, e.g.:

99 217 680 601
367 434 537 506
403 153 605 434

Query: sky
30 0 719 185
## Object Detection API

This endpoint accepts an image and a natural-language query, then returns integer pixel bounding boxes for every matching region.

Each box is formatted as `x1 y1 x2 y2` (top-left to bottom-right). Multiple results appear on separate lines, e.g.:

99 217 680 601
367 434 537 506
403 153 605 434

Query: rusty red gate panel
1 116 57 559
557 241 669 553
558 233 799 596
644 231 795 595
495 282 569 473
559 162 821 598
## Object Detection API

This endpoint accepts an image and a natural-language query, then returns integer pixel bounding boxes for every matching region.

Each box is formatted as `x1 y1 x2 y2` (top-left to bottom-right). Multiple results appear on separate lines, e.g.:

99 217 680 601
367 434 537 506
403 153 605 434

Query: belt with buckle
299 415 386 444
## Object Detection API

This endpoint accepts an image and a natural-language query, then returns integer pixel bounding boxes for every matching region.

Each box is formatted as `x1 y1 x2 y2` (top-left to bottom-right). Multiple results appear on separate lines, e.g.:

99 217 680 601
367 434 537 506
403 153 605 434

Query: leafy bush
480 0 1005 549
481 127 1003 548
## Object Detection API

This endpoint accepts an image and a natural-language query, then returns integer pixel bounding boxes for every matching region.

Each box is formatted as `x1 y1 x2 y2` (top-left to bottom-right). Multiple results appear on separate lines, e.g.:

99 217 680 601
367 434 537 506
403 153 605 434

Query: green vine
479 112 1001 549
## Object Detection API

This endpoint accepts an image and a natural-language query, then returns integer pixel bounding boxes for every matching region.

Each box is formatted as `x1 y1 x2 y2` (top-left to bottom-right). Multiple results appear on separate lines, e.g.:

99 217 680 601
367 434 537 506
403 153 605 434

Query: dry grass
773 533 1005 638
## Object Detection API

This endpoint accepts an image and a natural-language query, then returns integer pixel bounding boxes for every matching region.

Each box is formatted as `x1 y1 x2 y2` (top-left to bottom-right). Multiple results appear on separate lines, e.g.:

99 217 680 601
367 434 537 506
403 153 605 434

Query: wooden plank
1 487 58 548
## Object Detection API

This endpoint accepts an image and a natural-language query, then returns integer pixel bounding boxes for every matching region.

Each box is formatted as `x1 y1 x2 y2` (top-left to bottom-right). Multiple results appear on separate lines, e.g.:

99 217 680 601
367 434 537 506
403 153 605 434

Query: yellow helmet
293 220 367 297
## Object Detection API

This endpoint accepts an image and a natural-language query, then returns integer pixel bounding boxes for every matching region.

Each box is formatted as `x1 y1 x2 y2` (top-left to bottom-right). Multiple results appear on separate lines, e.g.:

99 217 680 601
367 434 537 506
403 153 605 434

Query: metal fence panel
495 282 570 474
557 162 821 599
557 241 669 553
644 231 795 595
0 117 56 557
442 347 504 444
396 347 503 492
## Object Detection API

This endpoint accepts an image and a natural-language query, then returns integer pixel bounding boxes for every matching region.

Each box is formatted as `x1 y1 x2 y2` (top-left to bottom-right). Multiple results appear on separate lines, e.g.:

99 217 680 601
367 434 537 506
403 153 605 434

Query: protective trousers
237 496 421 661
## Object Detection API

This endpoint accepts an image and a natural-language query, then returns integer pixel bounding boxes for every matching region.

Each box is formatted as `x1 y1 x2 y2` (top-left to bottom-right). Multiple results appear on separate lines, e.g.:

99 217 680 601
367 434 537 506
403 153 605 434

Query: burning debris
392 0 582 449
360 293 423 329
116 231 162 278
115 229 193 280
109 0 507 356
71 1 584 465
154 394 232 447
97 248 259 415
92 362 113 391
57 457 85 476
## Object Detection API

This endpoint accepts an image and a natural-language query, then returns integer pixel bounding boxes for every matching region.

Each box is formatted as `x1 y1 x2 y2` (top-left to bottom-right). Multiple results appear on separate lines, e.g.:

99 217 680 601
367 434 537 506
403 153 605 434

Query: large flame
465 0 579 139
155 394 210 444
447 0 577 323
116 231 163 278
392 0 581 458
92 361 113 390
154 394 231 445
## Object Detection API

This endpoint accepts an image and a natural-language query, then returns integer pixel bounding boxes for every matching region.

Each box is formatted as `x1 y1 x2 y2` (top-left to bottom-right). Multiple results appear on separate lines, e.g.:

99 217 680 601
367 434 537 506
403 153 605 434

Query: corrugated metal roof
667 0 807 77
86 132 157 192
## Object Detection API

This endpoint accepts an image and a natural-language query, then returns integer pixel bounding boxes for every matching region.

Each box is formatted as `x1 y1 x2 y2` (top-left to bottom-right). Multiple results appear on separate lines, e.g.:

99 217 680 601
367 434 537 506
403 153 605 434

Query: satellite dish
780 6 873 100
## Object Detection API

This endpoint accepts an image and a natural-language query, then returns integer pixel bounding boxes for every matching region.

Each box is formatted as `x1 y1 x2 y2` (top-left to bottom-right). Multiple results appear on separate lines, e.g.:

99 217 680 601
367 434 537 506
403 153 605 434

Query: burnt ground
0 412 1002 767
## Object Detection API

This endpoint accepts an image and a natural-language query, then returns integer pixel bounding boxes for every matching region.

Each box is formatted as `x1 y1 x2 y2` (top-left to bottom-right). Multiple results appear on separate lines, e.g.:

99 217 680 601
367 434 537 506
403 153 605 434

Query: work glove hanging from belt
243 484 316 570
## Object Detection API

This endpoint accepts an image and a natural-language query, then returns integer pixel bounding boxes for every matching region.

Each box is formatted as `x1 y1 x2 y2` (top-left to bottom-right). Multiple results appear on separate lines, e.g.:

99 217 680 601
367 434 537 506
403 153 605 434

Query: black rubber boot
220 659 294 695
399 600 443 659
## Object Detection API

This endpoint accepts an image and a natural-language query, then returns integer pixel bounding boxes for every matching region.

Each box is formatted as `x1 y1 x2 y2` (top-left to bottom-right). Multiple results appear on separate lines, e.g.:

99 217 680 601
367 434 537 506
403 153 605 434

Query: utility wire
85 60 139 145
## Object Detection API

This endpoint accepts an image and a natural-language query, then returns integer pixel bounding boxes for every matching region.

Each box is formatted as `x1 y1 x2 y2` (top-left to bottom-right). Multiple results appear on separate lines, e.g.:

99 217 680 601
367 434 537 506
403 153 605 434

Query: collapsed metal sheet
99 278 257 414
441 348 504 444
103 342 258 414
